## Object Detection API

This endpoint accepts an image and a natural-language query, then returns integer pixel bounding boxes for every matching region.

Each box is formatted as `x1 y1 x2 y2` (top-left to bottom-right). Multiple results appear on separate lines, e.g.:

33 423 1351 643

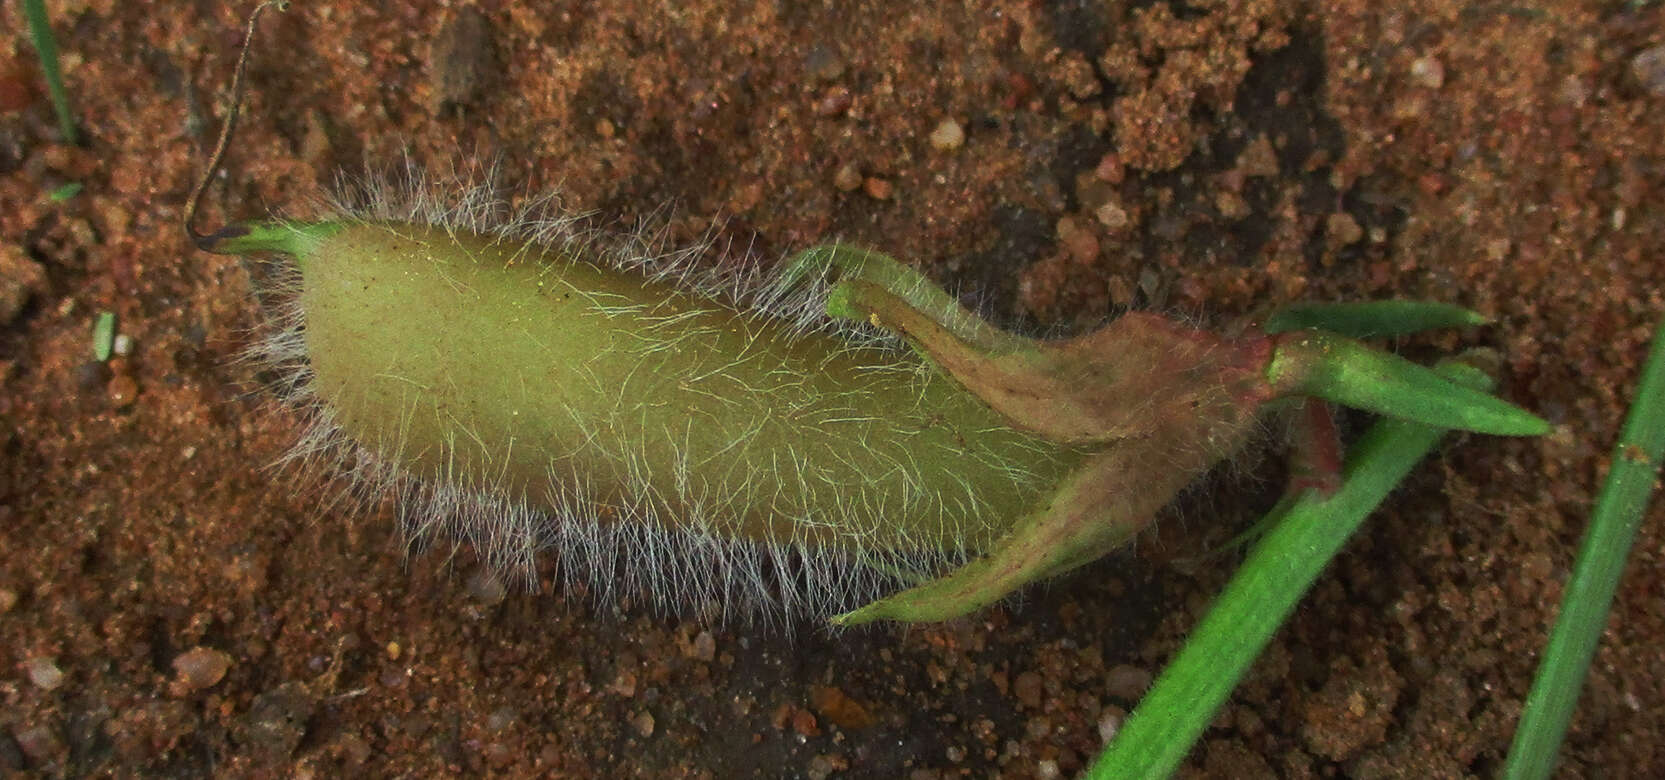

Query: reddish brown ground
2 1 1662 777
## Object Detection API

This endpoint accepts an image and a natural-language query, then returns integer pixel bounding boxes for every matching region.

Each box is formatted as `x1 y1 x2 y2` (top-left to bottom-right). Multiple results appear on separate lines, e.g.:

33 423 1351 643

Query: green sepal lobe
1265 300 1489 339
1267 330 1550 436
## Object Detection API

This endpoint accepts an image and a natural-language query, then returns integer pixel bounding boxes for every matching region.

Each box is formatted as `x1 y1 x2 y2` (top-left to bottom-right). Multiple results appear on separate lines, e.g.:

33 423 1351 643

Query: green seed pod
200 177 1112 622
256 198 1089 618
304 222 1080 555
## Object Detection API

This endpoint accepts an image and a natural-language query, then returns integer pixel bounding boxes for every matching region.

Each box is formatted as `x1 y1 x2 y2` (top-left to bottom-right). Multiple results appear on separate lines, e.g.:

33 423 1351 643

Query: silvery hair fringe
240 165 970 629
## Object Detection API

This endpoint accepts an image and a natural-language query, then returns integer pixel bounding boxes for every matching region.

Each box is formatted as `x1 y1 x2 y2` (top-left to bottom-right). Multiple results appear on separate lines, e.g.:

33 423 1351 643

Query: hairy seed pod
305 224 1081 552
301 217 1079 556
213 182 1111 623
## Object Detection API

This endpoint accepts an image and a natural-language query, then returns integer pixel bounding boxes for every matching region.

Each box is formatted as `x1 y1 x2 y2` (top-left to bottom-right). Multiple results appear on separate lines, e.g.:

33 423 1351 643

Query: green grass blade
23 0 79 145
1504 317 1665 780
1086 362 1494 778
91 311 115 361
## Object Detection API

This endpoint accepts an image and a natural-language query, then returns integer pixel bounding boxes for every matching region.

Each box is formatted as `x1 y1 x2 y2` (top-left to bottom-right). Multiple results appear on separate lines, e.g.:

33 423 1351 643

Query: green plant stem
1505 317 1665 779
1087 362 1491 778
23 0 78 145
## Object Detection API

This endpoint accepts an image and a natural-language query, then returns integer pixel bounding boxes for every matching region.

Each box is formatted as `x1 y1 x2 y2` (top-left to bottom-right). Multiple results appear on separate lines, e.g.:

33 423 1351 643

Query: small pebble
804 46 846 82
1632 45 1665 97
1236 134 1279 178
688 630 715 662
791 707 820 737
466 570 507 606
1106 275 1134 307
1559 74 1590 108
12 725 62 761
1013 671 1043 709
1061 54 1101 99
339 733 373 765
730 180 765 213
1095 202 1130 231
1326 212 1364 247
810 685 876 729
1137 268 1163 302
1094 153 1125 184
243 682 316 759
1097 705 1127 743
384 641 401 661
1215 190 1250 220
1409 56 1445 89
172 646 232 691
487 707 517 732
1061 223 1099 264
806 754 839 780
65 217 97 248
928 118 965 152
1030 171 1067 211
814 86 852 117
0 588 15 613
1105 664 1152 701
300 111 333 166
862 177 892 200
770 701 794 730
25 657 65 690
111 334 133 357
484 742 514 768
832 163 862 192
1056 215 1081 241
611 668 638 698
107 374 138 407
631 711 655 737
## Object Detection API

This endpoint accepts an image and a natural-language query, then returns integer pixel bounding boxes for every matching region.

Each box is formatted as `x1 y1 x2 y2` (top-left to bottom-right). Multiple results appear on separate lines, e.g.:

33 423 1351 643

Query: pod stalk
183 1 290 251
195 220 340 259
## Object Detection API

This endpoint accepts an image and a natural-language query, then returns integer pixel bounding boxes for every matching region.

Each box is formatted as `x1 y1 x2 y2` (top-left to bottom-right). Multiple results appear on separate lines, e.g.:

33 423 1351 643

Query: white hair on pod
238 164 1010 630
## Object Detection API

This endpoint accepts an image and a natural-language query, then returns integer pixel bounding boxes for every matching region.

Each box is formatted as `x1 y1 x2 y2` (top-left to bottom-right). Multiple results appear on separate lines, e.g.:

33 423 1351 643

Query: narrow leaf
1265 300 1489 338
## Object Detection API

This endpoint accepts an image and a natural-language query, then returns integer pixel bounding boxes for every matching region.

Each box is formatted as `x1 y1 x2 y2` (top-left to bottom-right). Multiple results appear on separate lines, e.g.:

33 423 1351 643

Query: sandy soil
2 1 1662 777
